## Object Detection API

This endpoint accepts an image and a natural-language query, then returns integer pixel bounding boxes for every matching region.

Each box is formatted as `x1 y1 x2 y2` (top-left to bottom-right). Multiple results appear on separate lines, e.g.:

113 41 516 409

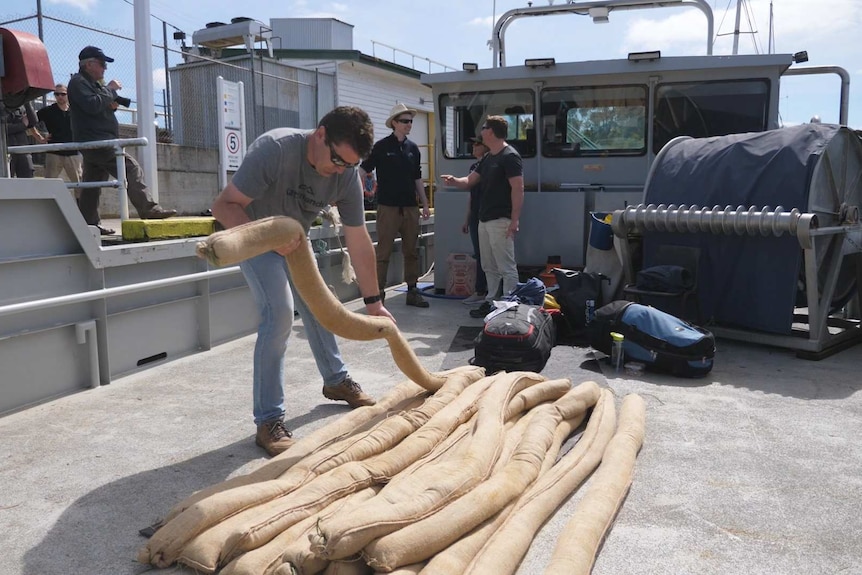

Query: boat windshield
652 79 771 150
542 85 647 157
439 89 536 159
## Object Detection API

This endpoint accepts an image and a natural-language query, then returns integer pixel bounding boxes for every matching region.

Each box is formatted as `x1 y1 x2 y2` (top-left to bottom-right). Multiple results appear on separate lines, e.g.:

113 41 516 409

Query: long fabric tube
543 394 646 575
196 216 447 391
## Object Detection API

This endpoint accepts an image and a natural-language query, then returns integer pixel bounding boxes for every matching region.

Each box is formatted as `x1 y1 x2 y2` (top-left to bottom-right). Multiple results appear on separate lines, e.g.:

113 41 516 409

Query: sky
3 0 861 127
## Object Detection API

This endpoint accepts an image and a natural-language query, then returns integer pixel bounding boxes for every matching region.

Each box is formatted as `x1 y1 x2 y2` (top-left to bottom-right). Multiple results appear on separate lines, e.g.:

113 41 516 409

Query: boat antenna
768 0 775 54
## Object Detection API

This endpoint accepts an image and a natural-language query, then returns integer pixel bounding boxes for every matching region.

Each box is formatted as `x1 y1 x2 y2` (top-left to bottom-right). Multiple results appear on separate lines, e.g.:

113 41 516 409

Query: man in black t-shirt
359 103 431 307
37 84 83 198
442 115 524 318
460 136 489 304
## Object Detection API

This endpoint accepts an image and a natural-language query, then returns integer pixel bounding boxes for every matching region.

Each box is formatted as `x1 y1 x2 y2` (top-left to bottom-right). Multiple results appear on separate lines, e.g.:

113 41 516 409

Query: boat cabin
425 50 810 285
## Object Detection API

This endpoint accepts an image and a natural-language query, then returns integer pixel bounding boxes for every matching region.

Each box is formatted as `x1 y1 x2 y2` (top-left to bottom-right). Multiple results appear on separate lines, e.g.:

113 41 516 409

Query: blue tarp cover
644 124 840 334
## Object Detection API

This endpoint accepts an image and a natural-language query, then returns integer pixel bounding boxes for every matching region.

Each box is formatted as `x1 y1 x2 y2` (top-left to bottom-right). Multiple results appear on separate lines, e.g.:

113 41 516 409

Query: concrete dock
2 288 861 575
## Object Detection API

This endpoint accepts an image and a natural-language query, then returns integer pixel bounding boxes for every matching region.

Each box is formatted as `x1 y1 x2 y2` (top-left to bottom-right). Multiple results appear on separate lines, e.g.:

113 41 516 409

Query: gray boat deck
2 288 861 575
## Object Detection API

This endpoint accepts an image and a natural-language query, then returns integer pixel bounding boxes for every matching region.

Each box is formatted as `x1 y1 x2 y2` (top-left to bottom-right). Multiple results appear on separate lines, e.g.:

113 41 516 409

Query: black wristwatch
363 294 382 305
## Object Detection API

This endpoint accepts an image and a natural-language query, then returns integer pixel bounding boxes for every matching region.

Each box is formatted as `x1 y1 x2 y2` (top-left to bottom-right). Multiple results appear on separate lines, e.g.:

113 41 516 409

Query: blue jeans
240 250 348 425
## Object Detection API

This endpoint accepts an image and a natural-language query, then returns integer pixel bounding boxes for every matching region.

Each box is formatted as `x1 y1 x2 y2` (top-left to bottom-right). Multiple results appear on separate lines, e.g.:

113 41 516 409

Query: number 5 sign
217 76 247 189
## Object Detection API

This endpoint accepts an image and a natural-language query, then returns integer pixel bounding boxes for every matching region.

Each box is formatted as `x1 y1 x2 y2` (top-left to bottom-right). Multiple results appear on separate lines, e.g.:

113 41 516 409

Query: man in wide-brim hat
384 102 417 129
360 102 432 308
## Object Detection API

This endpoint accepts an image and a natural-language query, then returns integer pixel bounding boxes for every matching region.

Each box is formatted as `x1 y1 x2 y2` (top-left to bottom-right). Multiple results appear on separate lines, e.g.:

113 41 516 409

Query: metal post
162 21 172 133
36 0 47 109
115 145 130 221
162 89 170 133
133 0 159 201
732 0 743 55
0 74 8 178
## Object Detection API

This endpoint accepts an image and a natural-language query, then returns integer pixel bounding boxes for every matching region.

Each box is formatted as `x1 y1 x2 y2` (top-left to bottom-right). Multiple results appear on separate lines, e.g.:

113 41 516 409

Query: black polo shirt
360 133 422 207
37 104 78 156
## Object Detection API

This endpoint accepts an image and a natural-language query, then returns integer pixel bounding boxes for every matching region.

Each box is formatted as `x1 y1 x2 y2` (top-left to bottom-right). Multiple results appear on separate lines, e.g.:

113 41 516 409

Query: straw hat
385 102 418 129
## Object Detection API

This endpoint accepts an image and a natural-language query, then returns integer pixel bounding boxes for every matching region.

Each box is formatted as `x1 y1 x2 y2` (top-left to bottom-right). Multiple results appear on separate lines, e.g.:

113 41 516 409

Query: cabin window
653 79 770 151
540 85 647 157
439 90 536 159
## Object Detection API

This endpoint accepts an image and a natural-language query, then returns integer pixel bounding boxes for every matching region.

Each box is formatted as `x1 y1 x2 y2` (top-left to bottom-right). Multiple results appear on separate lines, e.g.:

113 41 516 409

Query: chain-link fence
1 3 334 149
169 52 329 148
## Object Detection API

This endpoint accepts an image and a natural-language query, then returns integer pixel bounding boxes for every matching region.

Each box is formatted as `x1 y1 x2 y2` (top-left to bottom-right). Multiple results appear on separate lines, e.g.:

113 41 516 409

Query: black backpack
590 300 715 377
551 269 610 344
472 304 556 374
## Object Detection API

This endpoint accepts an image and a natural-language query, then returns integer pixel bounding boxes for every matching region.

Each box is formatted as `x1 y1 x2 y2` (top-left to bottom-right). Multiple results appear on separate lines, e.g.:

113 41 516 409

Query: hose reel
615 124 862 358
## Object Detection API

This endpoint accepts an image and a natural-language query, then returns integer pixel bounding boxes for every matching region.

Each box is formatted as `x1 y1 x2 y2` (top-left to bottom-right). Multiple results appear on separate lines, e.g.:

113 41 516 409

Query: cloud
470 16 494 28
622 12 711 57
332 3 348 12
766 0 859 37
303 12 342 19
46 0 97 10
153 68 166 91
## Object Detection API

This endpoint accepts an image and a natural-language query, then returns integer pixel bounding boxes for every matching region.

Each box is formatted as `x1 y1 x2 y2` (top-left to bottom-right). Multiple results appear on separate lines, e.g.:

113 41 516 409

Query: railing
370 40 457 73
8 137 148 221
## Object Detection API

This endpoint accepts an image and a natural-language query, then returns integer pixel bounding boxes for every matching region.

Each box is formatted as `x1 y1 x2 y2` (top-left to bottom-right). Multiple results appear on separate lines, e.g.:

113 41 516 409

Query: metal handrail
370 40 457 73
8 137 149 221
0 265 240 319
492 0 715 67
783 66 851 126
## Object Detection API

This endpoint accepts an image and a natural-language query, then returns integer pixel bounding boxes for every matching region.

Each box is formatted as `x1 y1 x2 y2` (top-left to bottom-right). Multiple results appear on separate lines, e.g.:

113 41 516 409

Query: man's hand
107 79 122 91
461 222 469 234
421 205 431 219
366 302 396 323
506 220 519 239
274 236 303 256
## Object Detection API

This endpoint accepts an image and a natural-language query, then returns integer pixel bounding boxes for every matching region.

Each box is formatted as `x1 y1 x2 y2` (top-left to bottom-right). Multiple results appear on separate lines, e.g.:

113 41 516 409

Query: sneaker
461 292 487 305
255 419 295 457
405 287 430 308
469 301 493 319
323 376 377 408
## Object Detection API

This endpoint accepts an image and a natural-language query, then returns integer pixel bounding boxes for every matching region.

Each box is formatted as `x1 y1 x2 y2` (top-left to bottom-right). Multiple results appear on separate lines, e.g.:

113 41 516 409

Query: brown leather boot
322 376 377 408
255 419 295 456
405 287 430 308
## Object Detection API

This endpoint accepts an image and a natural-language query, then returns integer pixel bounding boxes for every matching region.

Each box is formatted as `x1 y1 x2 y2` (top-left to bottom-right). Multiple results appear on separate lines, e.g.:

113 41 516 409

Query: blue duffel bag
591 301 714 377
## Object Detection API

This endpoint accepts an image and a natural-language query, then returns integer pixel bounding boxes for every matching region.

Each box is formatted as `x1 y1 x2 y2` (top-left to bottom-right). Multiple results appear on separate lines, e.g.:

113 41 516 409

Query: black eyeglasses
54 92 67 96
395 118 413 124
329 143 360 168
480 125 491 130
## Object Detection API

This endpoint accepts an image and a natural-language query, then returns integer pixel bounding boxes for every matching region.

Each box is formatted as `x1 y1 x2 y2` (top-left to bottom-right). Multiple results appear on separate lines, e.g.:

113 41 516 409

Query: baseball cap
78 46 115 63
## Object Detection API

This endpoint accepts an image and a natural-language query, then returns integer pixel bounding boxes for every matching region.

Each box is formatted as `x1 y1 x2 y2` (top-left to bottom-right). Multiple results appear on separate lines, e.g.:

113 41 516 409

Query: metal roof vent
192 17 273 57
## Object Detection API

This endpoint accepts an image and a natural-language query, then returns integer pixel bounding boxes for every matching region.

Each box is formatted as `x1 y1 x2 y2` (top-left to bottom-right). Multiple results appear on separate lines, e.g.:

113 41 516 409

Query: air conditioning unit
192 17 273 57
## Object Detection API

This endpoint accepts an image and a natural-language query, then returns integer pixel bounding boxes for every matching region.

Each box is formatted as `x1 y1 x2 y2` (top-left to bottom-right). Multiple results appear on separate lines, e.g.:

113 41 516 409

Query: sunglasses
54 92 67 96
480 125 491 130
395 118 413 124
329 143 360 168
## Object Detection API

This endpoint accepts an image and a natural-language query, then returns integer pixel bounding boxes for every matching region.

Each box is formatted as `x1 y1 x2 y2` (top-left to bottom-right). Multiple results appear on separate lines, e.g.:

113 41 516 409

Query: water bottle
585 299 595 325
610 331 625 372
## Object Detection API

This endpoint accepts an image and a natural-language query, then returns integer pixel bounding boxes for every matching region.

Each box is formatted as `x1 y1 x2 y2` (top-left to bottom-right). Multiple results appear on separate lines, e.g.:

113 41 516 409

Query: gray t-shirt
231 128 365 231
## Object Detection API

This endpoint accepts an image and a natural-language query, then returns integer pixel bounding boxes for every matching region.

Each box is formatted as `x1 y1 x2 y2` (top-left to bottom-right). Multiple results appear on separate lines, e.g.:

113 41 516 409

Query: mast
768 0 774 54
732 0 743 55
